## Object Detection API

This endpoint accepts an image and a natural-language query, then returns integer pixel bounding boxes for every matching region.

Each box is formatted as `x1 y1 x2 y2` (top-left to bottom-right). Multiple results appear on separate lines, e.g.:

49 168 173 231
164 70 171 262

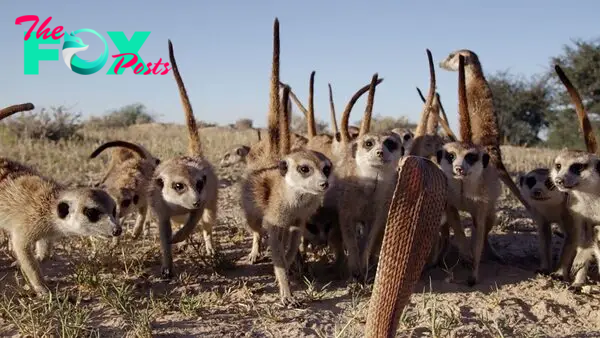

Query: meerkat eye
121 199 131 208
363 140 374 149
297 165 311 175
322 165 331 177
570 163 587 175
84 207 102 223
525 176 537 189
403 134 411 141
445 152 456 163
554 163 561 171
172 182 185 192
544 178 555 190
464 153 479 165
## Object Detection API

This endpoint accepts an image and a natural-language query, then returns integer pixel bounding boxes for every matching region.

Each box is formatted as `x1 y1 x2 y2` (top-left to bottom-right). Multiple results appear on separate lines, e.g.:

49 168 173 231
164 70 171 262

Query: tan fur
518 168 575 276
435 142 501 285
147 40 220 279
219 145 251 167
439 49 535 218
416 87 457 141
0 104 120 295
239 20 333 306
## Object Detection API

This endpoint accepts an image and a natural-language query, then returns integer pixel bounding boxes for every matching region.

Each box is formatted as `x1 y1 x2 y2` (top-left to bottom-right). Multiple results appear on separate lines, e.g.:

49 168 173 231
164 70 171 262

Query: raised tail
358 73 379 137
328 83 339 135
339 77 384 143
458 54 472 143
414 49 436 137
89 140 149 160
168 39 202 157
0 103 35 121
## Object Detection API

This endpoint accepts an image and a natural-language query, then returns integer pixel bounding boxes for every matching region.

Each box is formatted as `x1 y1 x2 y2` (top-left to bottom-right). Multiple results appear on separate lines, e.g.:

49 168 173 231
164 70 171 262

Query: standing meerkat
518 168 574 276
147 40 219 279
435 55 502 286
240 18 333 306
549 64 600 289
439 49 538 220
328 73 404 278
90 140 158 239
0 103 121 295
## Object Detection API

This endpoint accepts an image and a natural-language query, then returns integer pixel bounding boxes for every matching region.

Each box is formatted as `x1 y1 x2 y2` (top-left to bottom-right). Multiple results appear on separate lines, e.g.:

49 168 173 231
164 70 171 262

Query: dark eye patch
322 165 331 178
445 151 456 164
554 163 561 171
525 176 537 189
569 163 587 175
84 207 102 223
196 175 206 192
133 195 139 205
464 153 479 165
121 199 131 208
363 139 374 149
383 139 398 153
224 153 230 160
297 165 311 176
403 134 411 141
306 222 319 234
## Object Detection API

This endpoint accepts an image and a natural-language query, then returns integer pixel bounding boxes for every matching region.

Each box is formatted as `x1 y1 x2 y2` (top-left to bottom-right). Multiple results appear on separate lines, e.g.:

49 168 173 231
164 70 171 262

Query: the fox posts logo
15 15 172 75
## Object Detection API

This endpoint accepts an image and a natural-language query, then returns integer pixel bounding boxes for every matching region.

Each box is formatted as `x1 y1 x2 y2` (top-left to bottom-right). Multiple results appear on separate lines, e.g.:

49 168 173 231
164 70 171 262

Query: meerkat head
154 159 210 211
55 188 120 238
278 150 332 196
103 185 139 219
220 145 250 167
391 128 415 153
436 142 490 181
348 125 360 140
550 149 600 195
518 168 565 206
439 49 480 71
352 132 403 176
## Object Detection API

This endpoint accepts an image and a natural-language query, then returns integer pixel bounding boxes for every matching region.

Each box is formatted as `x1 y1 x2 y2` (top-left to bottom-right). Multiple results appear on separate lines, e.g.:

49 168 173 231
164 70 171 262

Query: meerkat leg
200 200 217 256
170 210 203 244
553 217 580 281
446 206 472 263
131 205 149 239
467 210 489 286
35 239 52 262
11 234 48 295
362 206 389 272
536 220 553 275
339 212 362 279
159 210 204 279
482 213 504 263
268 225 301 307
570 222 595 289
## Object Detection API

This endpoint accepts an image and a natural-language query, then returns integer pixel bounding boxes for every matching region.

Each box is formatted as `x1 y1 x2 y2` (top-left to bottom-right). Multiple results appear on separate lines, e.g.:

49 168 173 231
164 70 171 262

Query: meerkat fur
146 40 219 279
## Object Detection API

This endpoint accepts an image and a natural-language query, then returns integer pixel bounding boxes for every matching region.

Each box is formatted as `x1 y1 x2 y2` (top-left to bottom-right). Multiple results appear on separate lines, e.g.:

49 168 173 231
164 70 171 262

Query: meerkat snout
57 188 121 239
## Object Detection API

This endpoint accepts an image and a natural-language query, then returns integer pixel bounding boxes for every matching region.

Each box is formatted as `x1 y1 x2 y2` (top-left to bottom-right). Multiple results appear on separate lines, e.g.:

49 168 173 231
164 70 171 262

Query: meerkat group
3 17 598 306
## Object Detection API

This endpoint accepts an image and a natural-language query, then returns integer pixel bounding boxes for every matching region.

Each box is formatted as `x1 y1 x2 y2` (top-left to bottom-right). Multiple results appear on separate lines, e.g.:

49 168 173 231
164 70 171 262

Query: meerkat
363 49 438 270
90 140 158 239
391 128 415 154
518 168 574 275
326 73 404 278
240 18 333 306
95 142 160 186
146 40 220 279
0 102 121 295
219 145 251 167
416 87 457 142
549 64 600 289
439 49 538 223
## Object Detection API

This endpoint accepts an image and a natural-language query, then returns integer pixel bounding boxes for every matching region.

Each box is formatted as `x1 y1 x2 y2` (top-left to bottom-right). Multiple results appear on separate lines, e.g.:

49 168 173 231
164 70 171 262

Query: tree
488 71 552 146
545 38 600 149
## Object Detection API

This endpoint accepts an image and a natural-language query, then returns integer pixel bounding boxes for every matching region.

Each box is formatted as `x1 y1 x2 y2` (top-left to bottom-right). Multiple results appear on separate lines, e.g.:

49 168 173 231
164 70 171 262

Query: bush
4 106 83 141
235 118 253 130
87 103 155 128
367 115 416 133
291 114 329 134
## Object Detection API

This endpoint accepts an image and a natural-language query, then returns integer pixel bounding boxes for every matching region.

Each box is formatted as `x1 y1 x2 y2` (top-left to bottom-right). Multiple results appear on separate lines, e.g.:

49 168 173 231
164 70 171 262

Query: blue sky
2 1 598 131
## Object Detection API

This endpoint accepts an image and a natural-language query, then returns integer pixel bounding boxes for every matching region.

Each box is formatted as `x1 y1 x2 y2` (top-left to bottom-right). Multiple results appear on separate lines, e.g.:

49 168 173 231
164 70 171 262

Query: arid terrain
0 123 599 338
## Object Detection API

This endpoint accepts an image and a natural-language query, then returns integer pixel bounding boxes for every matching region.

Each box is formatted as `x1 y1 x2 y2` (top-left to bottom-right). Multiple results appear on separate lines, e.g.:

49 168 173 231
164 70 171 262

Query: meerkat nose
319 181 329 190
193 199 202 208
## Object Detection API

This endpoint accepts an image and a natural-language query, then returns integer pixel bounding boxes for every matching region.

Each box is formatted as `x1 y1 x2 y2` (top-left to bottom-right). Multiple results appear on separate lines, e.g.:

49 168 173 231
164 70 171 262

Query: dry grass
0 124 599 337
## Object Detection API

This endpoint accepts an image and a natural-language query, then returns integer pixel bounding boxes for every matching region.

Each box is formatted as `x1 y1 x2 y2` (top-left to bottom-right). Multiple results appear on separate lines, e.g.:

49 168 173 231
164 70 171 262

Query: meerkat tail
305 71 317 137
555 64 598 154
328 83 339 135
267 18 282 155
458 54 473 143
0 103 35 120
365 156 447 337
358 73 379 137
425 92 441 136
256 128 262 141
279 81 308 117
168 40 202 157
416 86 426 103
280 85 292 156
339 78 384 143
89 140 149 160
414 49 436 137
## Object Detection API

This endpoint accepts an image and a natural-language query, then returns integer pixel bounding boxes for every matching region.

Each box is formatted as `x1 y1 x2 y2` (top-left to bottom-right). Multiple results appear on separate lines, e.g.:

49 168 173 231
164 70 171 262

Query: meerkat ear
518 175 524 186
57 202 70 219
482 153 490 168
435 150 443 164
236 147 248 156
155 178 164 188
278 160 288 176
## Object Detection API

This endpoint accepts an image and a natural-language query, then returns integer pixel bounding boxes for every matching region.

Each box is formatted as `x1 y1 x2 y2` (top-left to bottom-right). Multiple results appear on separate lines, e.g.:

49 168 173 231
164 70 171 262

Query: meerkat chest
569 192 600 224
